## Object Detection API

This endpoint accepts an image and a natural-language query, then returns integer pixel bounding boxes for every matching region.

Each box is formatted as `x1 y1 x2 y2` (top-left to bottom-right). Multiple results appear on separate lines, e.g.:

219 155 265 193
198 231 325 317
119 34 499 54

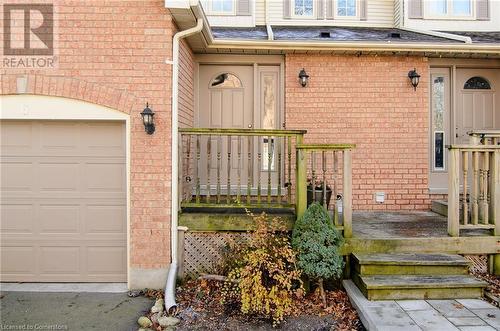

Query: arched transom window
210 73 242 88
464 76 491 90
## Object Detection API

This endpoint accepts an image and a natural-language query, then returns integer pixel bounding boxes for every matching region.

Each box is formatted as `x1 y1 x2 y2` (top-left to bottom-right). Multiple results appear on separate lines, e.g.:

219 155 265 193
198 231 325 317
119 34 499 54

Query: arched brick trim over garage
0 74 139 115
1 74 172 289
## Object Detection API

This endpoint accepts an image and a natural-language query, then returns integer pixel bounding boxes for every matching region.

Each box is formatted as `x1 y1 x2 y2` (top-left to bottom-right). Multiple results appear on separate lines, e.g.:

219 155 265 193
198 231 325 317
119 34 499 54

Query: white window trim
334 0 359 20
424 0 475 20
203 0 236 16
291 0 316 19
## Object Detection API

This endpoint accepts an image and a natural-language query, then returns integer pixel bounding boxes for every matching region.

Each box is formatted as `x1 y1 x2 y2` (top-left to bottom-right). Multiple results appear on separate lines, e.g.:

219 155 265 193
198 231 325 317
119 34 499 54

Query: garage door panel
0 120 126 282
39 246 80 274
86 205 126 234
40 122 79 151
0 204 34 233
87 246 127 275
0 162 34 192
39 163 79 192
0 246 36 274
85 163 126 193
84 123 126 157
39 204 80 234
0 122 34 155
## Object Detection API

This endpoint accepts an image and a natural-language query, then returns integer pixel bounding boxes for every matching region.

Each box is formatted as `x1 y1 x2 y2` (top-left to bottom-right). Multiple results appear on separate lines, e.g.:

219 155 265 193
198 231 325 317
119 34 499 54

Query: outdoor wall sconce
408 68 420 91
140 103 155 135
298 68 309 87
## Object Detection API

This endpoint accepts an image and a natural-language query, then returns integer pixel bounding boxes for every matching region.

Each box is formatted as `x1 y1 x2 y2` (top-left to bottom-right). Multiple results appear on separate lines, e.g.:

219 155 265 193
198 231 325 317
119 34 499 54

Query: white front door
197 65 282 195
429 68 500 192
455 69 500 143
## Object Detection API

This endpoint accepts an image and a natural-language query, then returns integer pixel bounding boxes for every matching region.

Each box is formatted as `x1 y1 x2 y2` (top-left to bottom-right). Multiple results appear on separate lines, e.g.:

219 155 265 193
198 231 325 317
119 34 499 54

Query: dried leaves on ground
472 271 500 307
173 278 363 330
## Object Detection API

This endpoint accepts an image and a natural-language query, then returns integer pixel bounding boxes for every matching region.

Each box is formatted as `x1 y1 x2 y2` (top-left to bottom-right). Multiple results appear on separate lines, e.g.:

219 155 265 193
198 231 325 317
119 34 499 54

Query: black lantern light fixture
298 68 309 87
140 103 155 135
408 68 421 91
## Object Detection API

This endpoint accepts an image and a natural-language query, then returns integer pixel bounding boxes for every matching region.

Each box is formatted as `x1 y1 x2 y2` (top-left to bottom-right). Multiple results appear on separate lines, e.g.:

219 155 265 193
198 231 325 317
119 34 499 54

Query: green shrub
292 202 344 307
221 213 303 326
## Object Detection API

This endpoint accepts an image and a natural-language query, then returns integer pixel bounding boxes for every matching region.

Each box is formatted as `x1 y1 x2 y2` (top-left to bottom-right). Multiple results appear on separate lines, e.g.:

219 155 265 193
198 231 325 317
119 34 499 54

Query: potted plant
307 178 332 209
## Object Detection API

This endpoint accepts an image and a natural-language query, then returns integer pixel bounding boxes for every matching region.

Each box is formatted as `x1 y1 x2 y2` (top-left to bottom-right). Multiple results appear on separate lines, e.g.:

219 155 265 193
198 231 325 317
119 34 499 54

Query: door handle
248 124 253 128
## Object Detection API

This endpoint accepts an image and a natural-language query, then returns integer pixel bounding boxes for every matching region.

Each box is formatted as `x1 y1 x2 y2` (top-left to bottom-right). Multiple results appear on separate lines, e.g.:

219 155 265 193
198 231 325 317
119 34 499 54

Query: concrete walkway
344 280 500 331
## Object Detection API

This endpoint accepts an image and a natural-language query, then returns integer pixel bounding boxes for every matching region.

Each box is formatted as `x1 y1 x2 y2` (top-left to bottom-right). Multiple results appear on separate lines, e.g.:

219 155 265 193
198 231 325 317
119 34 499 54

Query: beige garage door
0 120 127 282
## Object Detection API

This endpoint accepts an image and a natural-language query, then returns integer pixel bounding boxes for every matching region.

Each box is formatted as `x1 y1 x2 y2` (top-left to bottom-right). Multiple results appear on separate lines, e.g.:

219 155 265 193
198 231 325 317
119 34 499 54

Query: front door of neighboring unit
198 64 281 195
429 67 500 192
0 120 127 282
455 69 500 144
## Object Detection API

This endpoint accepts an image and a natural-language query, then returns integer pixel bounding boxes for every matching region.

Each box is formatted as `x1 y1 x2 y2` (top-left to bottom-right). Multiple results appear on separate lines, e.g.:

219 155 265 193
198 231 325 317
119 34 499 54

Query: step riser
353 273 483 300
356 264 469 276
351 253 486 301
365 287 483 301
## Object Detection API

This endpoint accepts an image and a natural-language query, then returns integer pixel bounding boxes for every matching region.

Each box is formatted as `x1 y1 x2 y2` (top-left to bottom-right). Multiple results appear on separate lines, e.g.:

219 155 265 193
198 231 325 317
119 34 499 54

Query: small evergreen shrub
292 202 344 307
221 213 303 326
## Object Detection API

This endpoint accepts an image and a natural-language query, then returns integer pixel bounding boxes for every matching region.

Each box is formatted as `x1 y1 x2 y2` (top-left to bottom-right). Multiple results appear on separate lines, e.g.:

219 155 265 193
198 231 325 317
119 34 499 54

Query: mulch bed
466 255 500 307
171 278 364 330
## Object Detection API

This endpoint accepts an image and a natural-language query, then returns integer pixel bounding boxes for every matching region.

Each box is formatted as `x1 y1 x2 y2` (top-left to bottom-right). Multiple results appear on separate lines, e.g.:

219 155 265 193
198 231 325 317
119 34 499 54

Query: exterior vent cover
389 32 401 39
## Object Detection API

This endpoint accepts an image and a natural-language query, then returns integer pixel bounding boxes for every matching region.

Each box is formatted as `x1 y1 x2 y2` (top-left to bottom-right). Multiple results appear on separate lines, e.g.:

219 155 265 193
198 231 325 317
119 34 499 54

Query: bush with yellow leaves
221 212 303 326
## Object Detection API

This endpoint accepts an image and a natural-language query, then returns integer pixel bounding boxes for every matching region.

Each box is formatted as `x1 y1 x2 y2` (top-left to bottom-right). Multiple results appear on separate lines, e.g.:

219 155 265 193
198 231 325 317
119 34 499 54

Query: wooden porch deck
346 211 499 256
352 211 491 239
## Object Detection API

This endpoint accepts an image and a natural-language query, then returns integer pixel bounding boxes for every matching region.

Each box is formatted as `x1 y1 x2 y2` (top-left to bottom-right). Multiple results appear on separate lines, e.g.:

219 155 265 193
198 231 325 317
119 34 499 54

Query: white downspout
165 17 203 313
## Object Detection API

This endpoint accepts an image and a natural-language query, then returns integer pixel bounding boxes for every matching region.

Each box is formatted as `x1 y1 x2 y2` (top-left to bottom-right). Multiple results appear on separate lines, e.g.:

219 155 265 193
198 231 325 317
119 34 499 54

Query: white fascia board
165 0 194 9
208 39 500 54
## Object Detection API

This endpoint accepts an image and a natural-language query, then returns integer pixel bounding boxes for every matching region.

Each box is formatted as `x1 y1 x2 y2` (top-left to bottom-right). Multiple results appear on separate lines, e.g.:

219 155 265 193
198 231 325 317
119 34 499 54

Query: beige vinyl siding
256 0 266 25
394 0 402 27
404 0 500 32
267 0 394 27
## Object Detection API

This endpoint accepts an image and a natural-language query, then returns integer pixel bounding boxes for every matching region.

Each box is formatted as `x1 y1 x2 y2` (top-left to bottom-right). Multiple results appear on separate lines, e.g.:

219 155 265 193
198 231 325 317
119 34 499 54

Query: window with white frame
336 0 357 17
202 0 235 15
427 0 472 17
293 0 314 17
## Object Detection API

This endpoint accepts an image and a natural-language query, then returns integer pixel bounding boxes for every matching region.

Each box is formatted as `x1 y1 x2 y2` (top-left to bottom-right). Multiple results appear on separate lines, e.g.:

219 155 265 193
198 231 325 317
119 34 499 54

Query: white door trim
0 94 130 286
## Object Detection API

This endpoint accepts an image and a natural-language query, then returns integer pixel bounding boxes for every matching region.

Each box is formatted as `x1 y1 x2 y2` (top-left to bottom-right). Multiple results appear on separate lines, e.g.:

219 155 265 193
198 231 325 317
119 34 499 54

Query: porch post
448 148 460 237
469 133 481 146
491 150 500 236
491 150 500 275
343 149 353 238
296 135 307 220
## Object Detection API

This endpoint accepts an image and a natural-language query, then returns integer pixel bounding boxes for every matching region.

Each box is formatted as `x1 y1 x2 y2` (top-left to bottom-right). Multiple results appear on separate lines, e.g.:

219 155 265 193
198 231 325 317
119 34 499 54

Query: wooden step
353 253 470 276
431 200 448 217
353 274 487 300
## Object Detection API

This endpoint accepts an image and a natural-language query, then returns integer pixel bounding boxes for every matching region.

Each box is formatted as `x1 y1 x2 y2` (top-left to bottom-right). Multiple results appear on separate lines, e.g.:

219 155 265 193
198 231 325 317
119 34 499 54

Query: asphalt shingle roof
441 31 500 43
211 26 466 43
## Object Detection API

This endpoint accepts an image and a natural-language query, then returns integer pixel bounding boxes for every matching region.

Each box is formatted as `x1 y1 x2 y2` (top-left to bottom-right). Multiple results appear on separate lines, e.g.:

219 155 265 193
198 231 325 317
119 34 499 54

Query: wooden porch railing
179 128 356 237
179 128 306 211
296 144 355 238
468 130 500 146
447 144 500 237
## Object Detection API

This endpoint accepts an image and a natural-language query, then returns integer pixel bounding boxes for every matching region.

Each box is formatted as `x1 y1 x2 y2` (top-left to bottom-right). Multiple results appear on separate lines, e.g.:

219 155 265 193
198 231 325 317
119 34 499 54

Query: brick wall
179 39 195 128
0 0 181 286
286 55 430 210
